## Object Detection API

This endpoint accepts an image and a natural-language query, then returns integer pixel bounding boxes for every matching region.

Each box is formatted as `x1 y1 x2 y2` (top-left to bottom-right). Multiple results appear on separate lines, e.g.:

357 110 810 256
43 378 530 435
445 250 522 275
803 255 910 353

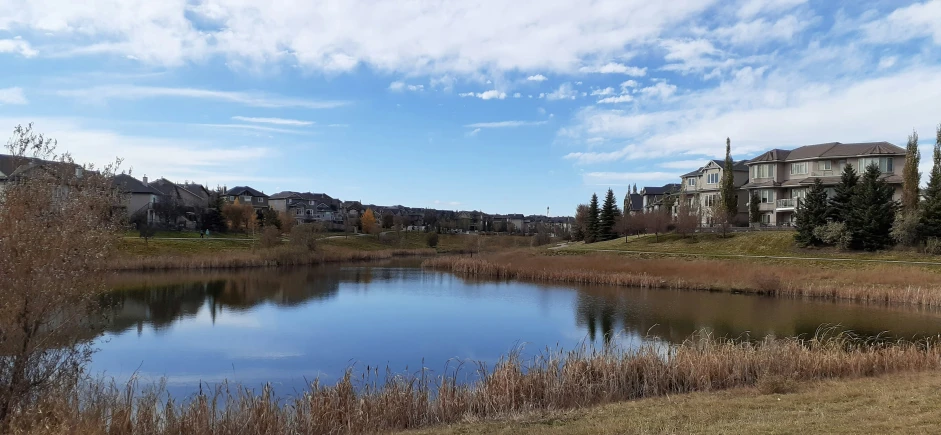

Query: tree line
572 138 742 243
794 125 941 252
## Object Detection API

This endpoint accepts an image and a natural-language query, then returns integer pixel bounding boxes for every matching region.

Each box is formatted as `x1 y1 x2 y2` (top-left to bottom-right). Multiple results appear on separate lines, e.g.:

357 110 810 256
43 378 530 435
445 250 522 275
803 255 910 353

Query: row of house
627 141 907 227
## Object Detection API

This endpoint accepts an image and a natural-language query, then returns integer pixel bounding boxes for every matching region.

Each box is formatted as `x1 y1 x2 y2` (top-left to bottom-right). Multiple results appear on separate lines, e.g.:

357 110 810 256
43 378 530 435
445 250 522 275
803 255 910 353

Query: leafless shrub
0 124 123 430
259 226 282 249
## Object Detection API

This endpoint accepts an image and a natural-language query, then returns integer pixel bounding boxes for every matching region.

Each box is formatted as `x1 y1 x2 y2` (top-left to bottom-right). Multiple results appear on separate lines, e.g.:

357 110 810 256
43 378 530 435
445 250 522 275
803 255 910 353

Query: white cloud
465 120 548 128
0 87 28 105
579 62 647 76
878 56 897 70
0 116 298 187
713 15 810 46
590 87 615 96
1 0 714 74
737 0 808 20
863 0 941 45
389 81 424 92
561 67 941 164
544 83 578 100
198 123 312 135
620 80 639 89
660 38 726 74
0 38 38 57
513 92 521 98
433 200 461 206
231 116 313 126
55 85 348 109
597 95 634 104
659 159 710 169
639 82 677 100
466 128 481 137
460 90 507 100
526 74 548 81
583 171 679 185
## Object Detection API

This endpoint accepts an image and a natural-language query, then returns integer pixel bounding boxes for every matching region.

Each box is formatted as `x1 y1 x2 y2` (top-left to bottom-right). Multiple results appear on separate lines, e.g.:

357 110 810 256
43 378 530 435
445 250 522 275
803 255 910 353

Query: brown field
423 251 941 307
400 370 941 435
9 333 941 434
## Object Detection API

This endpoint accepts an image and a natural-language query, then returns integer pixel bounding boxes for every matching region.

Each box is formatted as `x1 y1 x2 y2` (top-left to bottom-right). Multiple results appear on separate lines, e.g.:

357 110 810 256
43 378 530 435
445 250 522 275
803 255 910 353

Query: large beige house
679 159 749 225
742 142 905 226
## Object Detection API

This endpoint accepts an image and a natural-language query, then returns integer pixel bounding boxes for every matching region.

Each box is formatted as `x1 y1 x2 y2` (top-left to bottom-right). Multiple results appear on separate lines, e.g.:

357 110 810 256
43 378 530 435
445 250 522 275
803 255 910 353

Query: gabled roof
113 174 161 195
269 191 302 200
628 193 643 211
226 186 268 198
747 142 904 164
641 183 682 195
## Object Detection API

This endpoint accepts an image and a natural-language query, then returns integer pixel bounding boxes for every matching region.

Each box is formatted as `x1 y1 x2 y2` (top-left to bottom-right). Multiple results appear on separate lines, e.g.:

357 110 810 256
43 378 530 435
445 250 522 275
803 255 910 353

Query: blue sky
2 0 941 215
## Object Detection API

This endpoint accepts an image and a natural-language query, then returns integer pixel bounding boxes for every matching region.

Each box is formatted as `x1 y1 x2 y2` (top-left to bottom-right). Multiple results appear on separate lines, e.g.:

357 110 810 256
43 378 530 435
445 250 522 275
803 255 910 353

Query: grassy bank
9 333 941 434
111 245 436 271
423 251 941 307
564 231 941 264
400 370 941 434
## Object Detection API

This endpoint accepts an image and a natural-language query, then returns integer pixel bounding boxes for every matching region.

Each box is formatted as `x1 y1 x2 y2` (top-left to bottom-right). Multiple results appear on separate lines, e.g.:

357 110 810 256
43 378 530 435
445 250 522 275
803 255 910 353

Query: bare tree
644 210 670 242
710 201 734 238
674 192 699 237
0 124 123 429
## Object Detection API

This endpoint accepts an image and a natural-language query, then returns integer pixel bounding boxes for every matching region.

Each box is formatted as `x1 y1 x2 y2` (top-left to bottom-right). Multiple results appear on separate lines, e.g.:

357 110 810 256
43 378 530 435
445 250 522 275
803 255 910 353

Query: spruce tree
921 125 941 239
749 190 761 225
828 164 859 222
902 130 921 212
586 193 600 243
600 188 621 241
848 163 898 251
794 178 828 246
720 137 738 221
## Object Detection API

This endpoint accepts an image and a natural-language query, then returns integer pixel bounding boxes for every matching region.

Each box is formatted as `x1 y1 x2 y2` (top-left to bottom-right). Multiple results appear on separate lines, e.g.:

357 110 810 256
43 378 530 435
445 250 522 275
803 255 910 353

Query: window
791 188 808 200
295 208 302 215
824 187 836 198
707 173 719 184
704 194 717 207
790 162 809 175
817 160 832 171
687 178 696 187
228 196 235 201
759 189 775 204
255 197 264 203
752 164 774 179
761 213 771 224
859 157 894 173
242 195 251 202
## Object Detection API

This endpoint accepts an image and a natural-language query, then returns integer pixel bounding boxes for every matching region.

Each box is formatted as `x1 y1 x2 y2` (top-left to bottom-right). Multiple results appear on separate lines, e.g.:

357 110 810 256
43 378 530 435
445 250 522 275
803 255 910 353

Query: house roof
225 186 268 197
113 174 161 194
747 142 903 164
628 193 643 211
642 183 682 195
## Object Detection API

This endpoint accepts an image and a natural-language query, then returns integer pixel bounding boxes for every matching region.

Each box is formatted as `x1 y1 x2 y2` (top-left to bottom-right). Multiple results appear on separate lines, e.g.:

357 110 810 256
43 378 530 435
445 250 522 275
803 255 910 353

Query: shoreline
422 251 941 308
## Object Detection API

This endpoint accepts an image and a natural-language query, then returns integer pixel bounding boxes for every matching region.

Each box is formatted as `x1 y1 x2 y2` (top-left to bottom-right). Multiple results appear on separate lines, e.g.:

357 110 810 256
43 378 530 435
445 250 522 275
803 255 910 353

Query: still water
93 259 941 395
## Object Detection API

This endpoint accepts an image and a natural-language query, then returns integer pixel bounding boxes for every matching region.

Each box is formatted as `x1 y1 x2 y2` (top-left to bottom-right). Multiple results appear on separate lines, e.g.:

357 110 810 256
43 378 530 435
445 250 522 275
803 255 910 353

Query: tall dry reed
423 252 941 307
8 331 941 434
111 246 436 271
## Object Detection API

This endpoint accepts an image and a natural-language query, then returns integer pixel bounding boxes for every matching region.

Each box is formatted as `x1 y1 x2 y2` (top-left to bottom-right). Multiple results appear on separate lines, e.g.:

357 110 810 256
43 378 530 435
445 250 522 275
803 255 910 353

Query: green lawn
561 231 941 264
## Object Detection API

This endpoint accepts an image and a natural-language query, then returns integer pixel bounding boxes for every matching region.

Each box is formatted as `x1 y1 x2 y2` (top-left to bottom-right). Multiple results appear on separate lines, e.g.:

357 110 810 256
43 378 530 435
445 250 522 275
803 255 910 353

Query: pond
91 259 941 396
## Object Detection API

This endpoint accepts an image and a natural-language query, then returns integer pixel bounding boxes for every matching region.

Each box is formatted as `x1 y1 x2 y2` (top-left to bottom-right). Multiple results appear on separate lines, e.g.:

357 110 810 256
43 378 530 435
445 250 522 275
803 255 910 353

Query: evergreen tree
921 124 941 239
828 164 859 222
720 137 738 222
632 184 638 194
749 190 761 225
902 130 921 212
794 179 829 246
848 163 899 251
586 193 600 243
600 188 621 241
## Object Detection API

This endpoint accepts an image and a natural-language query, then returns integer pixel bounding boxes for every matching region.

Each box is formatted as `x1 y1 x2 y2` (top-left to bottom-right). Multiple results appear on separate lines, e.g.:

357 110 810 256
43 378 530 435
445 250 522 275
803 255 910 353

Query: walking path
554 245 941 267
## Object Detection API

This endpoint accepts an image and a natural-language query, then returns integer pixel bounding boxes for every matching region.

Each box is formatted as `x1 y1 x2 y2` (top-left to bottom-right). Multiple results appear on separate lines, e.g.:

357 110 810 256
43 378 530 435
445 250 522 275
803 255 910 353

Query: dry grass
400 370 941 435
7 332 941 434
423 251 941 307
111 246 435 271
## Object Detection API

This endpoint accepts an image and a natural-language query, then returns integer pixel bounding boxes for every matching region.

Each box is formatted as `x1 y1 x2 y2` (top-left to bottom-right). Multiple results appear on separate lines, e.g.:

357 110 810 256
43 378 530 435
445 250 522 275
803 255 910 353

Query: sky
2 0 941 215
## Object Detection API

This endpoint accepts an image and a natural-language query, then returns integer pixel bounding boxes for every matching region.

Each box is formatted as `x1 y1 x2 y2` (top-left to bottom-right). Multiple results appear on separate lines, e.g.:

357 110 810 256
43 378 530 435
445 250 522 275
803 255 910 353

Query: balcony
776 198 799 210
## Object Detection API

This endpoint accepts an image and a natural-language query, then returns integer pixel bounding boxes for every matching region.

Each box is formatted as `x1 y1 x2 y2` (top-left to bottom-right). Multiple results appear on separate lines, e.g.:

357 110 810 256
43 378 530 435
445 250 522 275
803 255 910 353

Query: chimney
142 175 148 184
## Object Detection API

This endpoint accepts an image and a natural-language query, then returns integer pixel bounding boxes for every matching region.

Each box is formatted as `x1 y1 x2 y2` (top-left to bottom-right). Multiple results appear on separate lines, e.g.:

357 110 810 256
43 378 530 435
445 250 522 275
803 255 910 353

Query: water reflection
90 262 941 396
